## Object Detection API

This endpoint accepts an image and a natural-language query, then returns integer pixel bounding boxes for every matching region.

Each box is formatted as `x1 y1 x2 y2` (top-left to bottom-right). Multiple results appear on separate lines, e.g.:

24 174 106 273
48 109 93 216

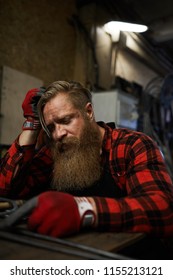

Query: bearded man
1 81 173 240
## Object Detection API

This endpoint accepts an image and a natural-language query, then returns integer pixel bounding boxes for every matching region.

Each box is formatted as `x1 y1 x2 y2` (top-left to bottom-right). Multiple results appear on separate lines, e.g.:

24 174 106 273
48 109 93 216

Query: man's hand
28 191 96 237
22 87 45 130
22 87 45 119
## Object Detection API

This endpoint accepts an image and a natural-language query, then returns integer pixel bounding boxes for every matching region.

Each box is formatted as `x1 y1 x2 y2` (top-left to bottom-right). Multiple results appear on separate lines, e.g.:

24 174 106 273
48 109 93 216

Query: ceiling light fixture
104 21 148 34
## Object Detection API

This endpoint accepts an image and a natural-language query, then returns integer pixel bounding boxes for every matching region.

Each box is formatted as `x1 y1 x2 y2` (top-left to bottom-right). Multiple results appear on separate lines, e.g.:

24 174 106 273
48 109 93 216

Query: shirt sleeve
0 137 53 198
93 131 173 237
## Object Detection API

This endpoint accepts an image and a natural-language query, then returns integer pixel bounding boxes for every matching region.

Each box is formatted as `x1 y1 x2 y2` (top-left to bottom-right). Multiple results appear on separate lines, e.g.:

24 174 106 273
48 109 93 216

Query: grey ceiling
77 0 173 71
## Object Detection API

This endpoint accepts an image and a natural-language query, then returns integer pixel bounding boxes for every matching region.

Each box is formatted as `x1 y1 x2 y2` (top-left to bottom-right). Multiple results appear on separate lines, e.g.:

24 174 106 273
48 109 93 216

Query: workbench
0 228 145 260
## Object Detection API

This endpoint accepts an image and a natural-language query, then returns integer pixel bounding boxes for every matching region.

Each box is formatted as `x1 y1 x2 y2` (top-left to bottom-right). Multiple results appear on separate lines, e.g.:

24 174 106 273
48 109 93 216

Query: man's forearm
19 130 40 146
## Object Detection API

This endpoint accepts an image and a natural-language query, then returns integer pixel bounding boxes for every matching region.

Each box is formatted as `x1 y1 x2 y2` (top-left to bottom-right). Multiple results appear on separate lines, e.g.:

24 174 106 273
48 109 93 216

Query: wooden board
0 229 145 260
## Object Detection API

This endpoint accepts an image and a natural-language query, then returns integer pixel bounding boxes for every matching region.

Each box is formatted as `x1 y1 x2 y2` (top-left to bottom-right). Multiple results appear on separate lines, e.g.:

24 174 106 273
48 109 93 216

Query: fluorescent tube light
104 21 148 34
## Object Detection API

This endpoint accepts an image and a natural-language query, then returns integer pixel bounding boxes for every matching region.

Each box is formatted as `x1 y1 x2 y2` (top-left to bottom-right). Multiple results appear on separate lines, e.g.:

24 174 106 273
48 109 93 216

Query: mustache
51 137 80 154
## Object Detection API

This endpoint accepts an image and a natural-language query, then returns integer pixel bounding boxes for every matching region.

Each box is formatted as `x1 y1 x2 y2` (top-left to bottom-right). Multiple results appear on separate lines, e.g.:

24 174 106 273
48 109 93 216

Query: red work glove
28 191 95 237
22 87 45 130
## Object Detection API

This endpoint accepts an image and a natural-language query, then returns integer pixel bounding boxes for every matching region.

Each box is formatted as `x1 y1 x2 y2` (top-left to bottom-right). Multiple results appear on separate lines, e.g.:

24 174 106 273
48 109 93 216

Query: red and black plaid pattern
1 123 173 236
94 123 173 237
0 137 53 198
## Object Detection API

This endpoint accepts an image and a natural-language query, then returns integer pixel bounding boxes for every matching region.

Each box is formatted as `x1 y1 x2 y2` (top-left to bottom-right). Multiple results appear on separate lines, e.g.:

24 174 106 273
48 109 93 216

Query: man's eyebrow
54 112 79 123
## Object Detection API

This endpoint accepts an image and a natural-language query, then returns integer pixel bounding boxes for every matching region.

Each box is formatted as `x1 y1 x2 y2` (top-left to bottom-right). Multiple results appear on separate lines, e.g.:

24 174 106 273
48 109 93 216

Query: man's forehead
43 96 79 121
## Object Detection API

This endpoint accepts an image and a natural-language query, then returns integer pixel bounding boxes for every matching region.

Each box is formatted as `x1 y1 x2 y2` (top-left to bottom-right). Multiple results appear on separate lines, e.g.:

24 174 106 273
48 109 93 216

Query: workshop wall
0 0 77 86
0 0 165 90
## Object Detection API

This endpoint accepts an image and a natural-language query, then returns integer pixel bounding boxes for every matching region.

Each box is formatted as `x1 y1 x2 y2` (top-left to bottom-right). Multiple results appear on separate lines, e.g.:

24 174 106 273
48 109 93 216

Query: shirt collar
97 121 114 151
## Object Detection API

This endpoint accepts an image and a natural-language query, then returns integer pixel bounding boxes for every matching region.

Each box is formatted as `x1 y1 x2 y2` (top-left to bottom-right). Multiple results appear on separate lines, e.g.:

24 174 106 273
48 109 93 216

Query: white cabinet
92 89 138 130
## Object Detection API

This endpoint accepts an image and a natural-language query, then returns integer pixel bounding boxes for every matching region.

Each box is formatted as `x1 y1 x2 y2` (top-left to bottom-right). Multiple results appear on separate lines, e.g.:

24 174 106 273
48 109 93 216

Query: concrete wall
0 0 77 86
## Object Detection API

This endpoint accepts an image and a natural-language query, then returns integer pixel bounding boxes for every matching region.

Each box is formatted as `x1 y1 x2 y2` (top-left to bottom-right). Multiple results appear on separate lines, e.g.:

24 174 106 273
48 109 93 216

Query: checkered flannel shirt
1 122 173 236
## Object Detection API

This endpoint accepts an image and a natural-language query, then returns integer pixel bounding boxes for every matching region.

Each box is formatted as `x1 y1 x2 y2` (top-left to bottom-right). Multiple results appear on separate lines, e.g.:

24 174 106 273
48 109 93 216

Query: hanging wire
138 75 173 179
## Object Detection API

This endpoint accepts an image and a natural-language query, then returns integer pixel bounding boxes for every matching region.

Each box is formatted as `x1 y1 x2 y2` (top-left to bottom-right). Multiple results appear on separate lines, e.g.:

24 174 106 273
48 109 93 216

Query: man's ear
85 102 94 120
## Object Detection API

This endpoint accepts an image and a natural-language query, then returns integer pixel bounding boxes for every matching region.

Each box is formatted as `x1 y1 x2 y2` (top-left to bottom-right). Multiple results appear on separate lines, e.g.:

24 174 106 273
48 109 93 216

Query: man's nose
53 124 67 140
